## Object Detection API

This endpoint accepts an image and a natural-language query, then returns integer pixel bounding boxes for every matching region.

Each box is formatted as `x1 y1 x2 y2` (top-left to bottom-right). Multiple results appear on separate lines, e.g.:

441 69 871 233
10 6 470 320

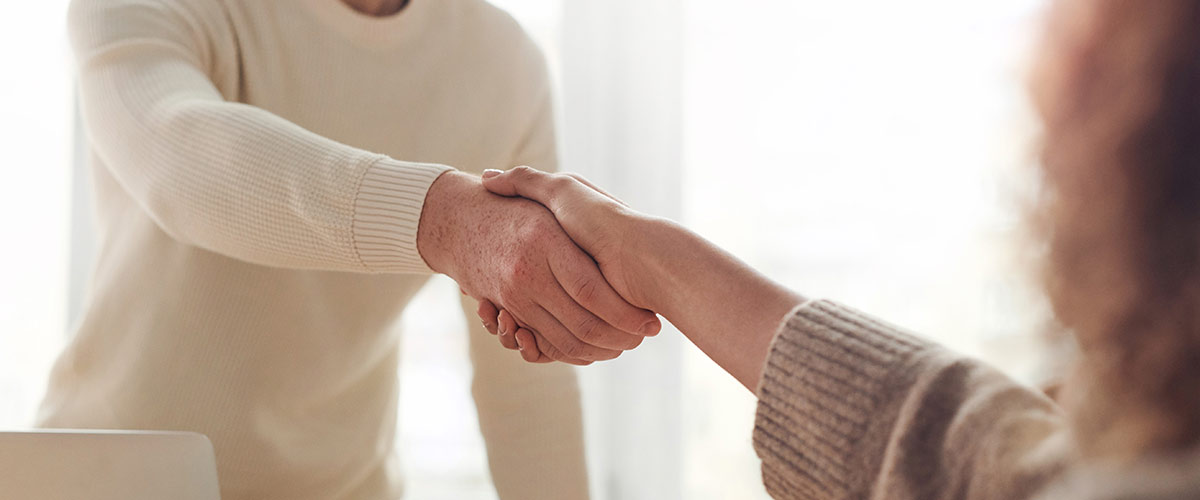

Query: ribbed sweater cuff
752 300 931 499
352 158 453 273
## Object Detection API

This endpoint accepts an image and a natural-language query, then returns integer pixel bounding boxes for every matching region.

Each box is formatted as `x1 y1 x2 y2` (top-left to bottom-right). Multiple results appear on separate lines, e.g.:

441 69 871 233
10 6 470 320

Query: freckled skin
416 171 653 364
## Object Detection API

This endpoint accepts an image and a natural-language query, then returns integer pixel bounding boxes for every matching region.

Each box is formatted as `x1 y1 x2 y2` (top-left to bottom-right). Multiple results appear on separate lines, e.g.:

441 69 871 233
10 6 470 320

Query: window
0 1 72 428
680 1 1052 497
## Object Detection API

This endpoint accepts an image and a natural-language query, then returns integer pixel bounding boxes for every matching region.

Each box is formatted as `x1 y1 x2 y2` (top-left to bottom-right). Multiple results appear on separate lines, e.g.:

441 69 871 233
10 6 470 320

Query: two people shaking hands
437 166 801 392
49 0 1200 498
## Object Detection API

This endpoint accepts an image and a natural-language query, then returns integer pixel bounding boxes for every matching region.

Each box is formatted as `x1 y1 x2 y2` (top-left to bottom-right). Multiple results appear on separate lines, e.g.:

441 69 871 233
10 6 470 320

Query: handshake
416 166 671 366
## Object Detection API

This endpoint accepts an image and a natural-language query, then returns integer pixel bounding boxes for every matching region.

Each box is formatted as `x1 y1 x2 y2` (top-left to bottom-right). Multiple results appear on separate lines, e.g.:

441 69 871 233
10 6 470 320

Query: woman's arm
478 168 1074 499
622 218 805 390
479 167 802 390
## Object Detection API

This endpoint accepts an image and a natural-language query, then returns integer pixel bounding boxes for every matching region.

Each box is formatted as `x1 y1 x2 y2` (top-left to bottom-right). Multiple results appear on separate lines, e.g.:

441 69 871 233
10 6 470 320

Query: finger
550 247 661 337
481 166 564 209
562 173 628 207
527 304 622 362
513 328 548 363
496 308 520 350
527 330 591 365
476 300 500 335
515 322 587 364
541 272 648 351
504 305 589 364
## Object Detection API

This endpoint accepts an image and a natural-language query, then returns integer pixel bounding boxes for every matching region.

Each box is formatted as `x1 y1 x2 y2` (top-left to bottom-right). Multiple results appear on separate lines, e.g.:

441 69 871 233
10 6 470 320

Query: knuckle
573 315 602 343
513 221 554 251
570 275 599 304
506 255 532 278
549 174 575 190
499 262 534 295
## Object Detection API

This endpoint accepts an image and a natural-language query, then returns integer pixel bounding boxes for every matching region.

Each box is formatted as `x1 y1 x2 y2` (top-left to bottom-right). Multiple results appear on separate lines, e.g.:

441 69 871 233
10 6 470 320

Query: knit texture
40 1 589 499
353 159 451 273
754 300 1072 500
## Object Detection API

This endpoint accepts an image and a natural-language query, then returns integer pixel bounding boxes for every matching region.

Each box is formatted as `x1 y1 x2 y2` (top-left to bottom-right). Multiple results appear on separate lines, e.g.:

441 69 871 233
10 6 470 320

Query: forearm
77 31 449 272
634 218 805 391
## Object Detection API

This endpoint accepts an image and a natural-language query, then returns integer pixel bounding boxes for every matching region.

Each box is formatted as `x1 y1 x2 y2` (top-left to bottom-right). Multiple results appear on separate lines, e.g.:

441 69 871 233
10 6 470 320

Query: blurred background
0 0 1054 498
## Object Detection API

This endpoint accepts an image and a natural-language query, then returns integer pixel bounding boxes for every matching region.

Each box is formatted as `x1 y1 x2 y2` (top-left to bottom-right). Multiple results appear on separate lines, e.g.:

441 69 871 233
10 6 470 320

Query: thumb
481 166 558 208
480 168 515 195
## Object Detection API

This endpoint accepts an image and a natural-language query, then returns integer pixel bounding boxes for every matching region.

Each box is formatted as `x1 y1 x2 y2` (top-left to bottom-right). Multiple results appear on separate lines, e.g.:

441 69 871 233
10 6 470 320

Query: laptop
0 430 220 500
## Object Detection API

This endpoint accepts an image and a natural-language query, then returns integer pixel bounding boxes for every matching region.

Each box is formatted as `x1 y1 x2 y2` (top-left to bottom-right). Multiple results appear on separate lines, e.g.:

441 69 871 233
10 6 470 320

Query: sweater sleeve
68 0 450 273
753 300 1073 500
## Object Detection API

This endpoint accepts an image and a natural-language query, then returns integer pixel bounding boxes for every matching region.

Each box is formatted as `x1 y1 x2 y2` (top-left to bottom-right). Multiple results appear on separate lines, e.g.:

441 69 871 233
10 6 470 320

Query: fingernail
639 319 661 336
516 337 526 351
482 169 502 179
497 323 506 336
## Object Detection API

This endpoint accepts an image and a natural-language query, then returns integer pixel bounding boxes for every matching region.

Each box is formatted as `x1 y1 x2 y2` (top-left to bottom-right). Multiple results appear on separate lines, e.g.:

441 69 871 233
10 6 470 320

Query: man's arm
70 0 446 273
72 0 655 358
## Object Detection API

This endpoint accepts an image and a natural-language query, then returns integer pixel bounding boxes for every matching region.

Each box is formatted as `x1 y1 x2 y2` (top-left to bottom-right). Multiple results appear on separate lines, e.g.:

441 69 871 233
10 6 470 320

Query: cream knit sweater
39 0 588 499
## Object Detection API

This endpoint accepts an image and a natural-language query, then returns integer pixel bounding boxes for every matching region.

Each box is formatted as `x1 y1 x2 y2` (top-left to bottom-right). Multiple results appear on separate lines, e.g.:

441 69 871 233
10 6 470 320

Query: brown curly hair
1035 0 1200 457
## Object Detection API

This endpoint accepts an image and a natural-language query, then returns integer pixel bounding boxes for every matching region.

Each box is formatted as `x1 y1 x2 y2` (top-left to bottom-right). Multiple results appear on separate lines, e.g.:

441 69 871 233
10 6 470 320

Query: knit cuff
752 300 931 499
352 157 453 273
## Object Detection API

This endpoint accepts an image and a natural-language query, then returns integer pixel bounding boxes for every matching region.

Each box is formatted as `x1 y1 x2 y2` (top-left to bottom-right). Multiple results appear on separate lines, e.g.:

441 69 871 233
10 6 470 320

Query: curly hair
1036 0 1200 457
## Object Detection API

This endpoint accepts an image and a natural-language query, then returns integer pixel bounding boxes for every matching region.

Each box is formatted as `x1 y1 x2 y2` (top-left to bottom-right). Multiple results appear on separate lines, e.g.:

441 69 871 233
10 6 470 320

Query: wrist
626 216 692 314
633 217 806 327
416 170 477 276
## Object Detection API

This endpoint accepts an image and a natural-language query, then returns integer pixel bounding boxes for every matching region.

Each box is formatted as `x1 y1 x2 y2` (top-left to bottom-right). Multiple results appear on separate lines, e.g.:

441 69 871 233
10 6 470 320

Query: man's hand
416 171 661 365
470 167 670 362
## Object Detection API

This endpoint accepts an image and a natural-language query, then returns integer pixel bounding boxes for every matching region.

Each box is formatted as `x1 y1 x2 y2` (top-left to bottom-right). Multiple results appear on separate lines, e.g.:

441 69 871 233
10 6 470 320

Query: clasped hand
416 169 660 365
470 167 664 364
